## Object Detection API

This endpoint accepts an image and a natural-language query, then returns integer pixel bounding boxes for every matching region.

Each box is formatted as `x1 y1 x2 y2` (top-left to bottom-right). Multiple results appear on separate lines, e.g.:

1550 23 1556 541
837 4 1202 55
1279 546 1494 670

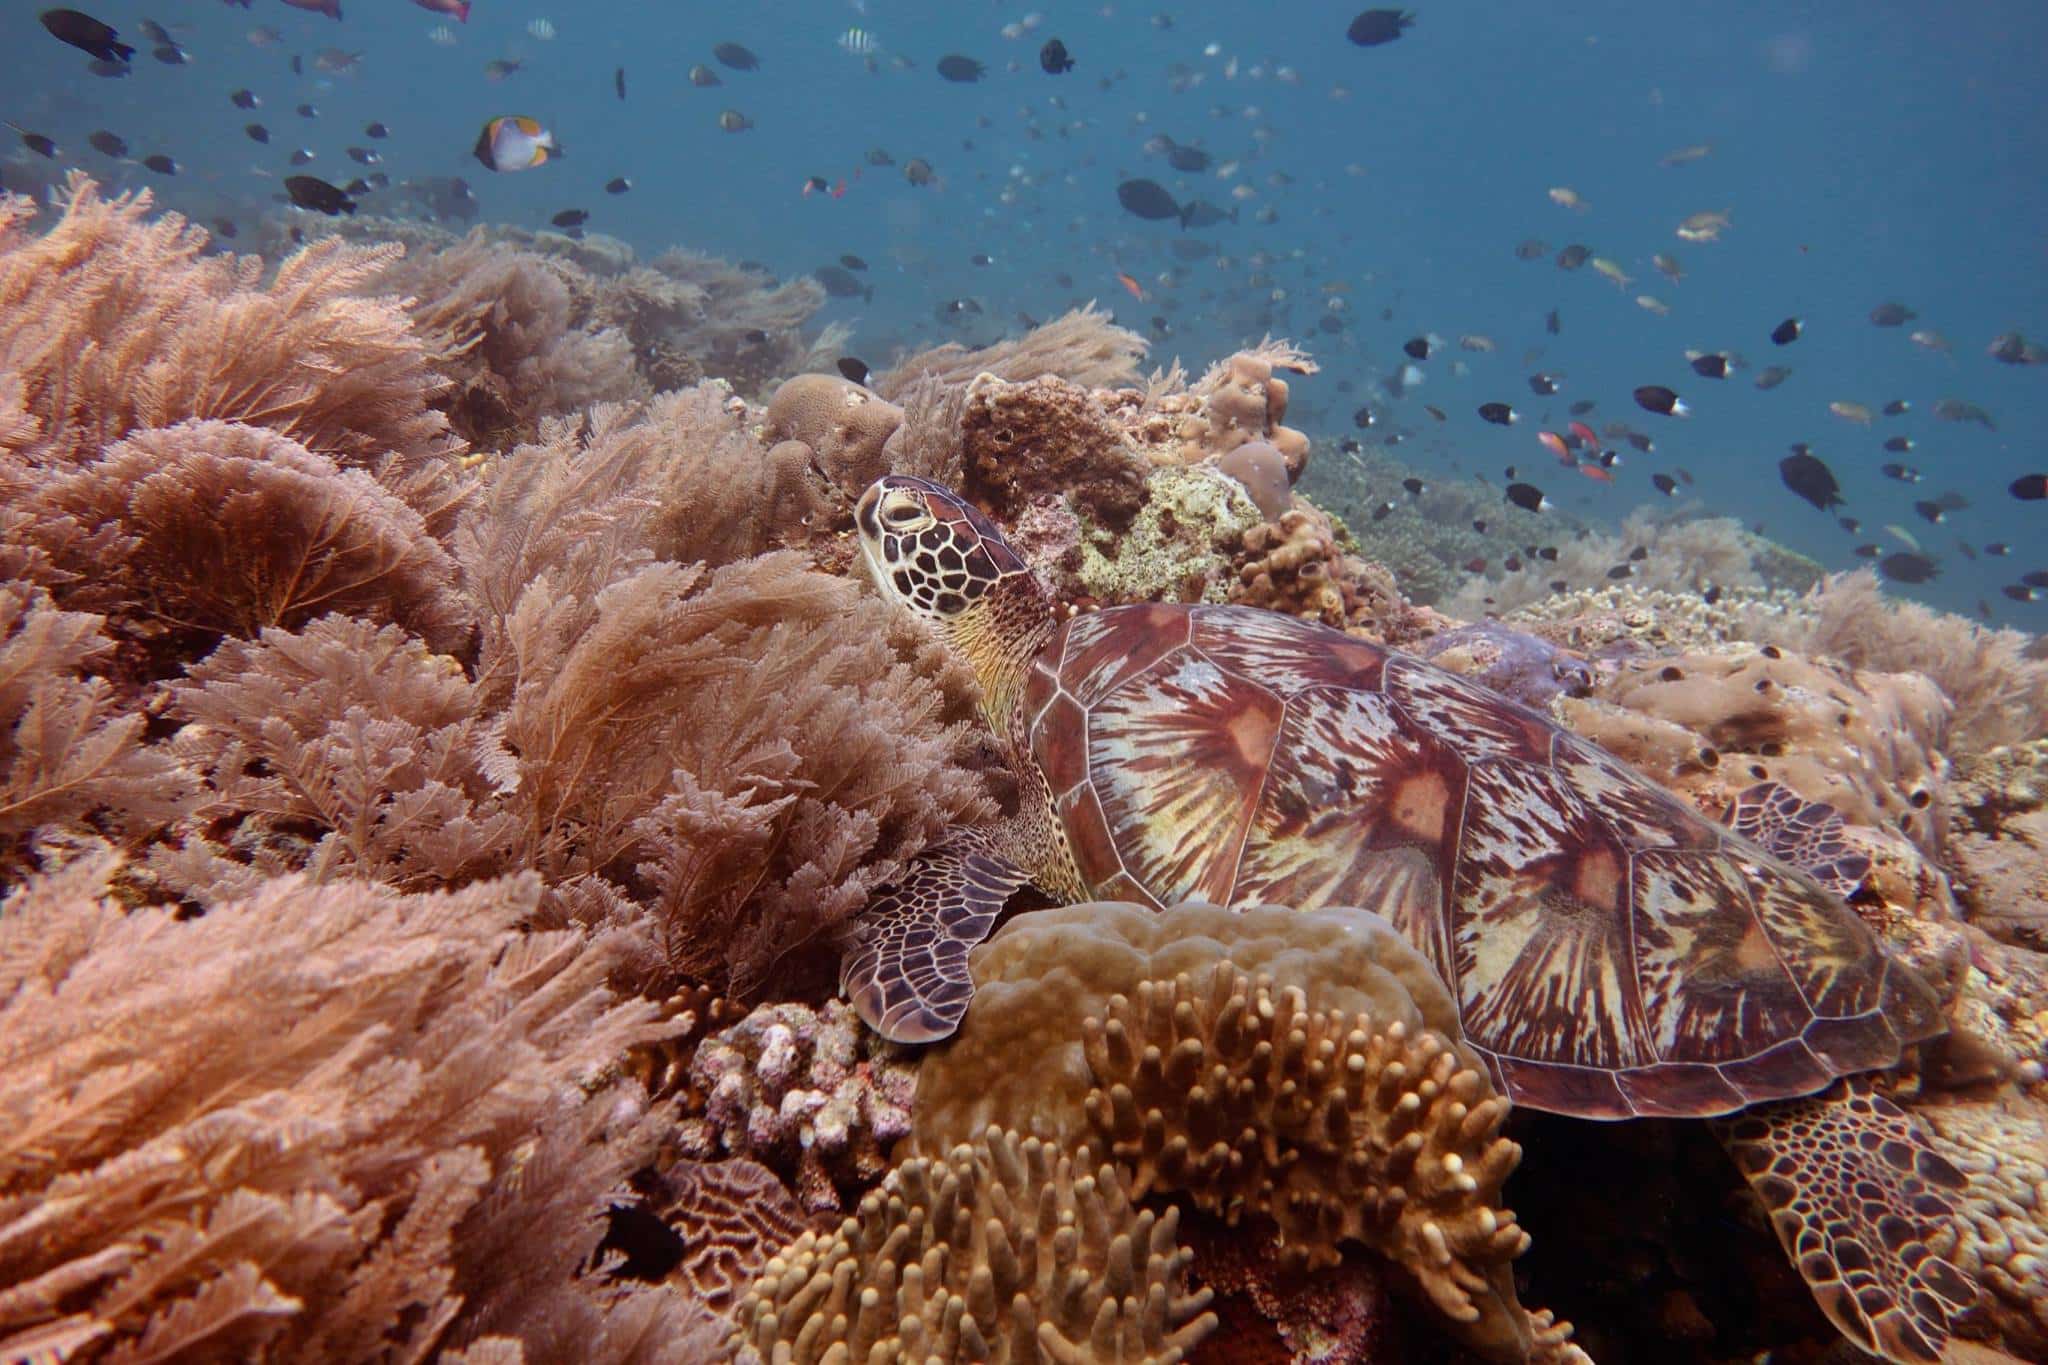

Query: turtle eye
884 498 923 525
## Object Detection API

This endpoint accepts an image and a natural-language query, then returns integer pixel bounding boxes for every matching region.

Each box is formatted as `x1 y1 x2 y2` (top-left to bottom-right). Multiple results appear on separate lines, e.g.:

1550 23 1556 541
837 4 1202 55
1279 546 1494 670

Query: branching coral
910 902 1578 1365
729 1126 1218 1364
0 859 694 1364
1082 965 1562 1363
1230 504 1443 647
675 999 918 1212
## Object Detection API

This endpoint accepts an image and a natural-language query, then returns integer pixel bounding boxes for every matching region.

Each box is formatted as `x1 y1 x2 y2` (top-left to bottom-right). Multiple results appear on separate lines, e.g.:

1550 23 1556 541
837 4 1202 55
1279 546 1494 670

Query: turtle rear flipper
1724 780 1872 898
1712 1076 1976 1365
840 830 1030 1043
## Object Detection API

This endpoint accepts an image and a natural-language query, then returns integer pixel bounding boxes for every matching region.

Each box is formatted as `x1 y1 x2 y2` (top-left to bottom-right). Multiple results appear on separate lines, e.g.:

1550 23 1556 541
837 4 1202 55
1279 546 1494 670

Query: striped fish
837 26 881 55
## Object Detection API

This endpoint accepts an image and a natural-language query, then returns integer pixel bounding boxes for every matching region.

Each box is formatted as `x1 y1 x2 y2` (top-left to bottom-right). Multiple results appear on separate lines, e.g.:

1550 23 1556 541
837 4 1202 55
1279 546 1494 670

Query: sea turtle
839 474 1976 1363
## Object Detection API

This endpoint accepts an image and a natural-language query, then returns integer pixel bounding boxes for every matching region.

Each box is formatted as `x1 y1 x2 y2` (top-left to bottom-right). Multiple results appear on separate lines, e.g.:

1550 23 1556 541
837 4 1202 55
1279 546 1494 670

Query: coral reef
1216 439 1295 519
761 371 902 494
1230 504 1443 645
1948 740 2048 949
631 1157 814 1311
959 371 1150 528
1556 643 1952 858
728 1126 1218 1364
874 302 1152 397
1178 347 1313 476
1917 1095 2048 1360
1072 465 1261 607
912 902 1581 1364
1081 964 1562 1363
674 999 918 1213
0 859 698 1364
912 901 1465 1153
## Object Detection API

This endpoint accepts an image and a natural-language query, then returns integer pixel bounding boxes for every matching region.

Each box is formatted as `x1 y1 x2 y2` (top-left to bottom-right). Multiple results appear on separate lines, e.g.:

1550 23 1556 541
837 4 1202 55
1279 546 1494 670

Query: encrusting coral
1230 504 1442 646
761 371 903 494
1915 1095 2048 1360
728 1126 1219 1364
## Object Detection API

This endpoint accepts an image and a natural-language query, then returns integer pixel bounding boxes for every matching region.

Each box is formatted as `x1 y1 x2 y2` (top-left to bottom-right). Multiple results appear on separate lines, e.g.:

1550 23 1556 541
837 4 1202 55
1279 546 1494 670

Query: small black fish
245 122 270 142
1402 477 1425 497
40 8 135 63
1913 500 1945 525
1882 463 1921 483
1651 472 1678 496
152 43 187 64
1878 552 1938 584
1869 301 1915 327
85 58 129 78
1477 402 1517 427
213 217 238 239
1371 502 1395 522
840 254 868 271
936 54 986 82
1505 482 1549 513
1116 177 1180 222
1882 399 1911 416
1039 37 1074 73
1351 406 1375 429
1527 373 1561 396
813 265 872 301
713 42 760 70
2024 571 2048 589
1546 308 1562 335
1550 579 1570 593
1838 517 1860 534
1882 435 1913 453
1403 335 1434 360
1424 405 1447 422
2002 585 2041 603
1986 542 2011 556
284 174 355 215
1628 545 1648 562
346 146 380 165
1771 316 1802 345
836 356 871 386
297 103 319 119
1779 451 1843 511
364 121 389 139
1624 432 1655 453
1633 384 1688 417
1555 243 1590 270
13 129 57 158
1688 351 1730 379
1754 366 1791 390
551 208 588 228
2010 474 2048 501
605 176 631 194
1346 8 1414 45
231 88 260 110
141 153 177 175
289 148 316 166
1514 239 1548 261
614 65 626 100
1606 564 1634 581
87 129 126 157
1568 399 1596 416
1854 544 1882 559
1472 520 1487 534
970 252 994 266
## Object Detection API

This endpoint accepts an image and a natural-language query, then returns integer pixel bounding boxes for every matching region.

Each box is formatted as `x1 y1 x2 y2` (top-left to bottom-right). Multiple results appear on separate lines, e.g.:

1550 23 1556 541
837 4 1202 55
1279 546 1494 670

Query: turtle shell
1022 604 1943 1121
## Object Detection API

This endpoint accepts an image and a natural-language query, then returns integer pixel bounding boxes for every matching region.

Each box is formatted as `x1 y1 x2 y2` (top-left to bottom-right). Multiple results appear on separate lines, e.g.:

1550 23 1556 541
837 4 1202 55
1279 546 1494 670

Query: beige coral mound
913 902 1463 1155
1231 504 1441 646
762 372 902 493
1082 965 1568 1364
1916 1095 2048 1360
729 1126 1217 1364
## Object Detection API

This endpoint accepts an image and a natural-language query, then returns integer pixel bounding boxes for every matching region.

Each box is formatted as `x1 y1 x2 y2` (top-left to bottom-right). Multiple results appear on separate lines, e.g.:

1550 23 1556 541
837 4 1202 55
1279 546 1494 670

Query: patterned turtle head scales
856 475 1056 728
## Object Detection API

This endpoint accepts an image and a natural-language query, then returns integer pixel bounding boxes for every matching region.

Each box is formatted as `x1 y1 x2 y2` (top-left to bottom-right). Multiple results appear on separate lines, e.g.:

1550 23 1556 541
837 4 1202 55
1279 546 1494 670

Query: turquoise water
9 0 2046 618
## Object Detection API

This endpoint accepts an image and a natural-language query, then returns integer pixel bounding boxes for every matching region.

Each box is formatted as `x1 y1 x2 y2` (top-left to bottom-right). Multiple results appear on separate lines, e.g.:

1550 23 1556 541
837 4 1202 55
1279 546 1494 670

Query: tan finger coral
1183 348 1313 477
763 372 903 494
729 1126 1218 1364
1082 965 1572 1364
1231 505 1441 646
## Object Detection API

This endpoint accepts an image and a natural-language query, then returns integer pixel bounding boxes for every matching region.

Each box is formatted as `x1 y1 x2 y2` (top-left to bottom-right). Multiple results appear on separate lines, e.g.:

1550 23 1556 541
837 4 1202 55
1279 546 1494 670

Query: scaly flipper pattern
1712 1075 1976 1364
838 828 1029 1043
1724 780 1872 899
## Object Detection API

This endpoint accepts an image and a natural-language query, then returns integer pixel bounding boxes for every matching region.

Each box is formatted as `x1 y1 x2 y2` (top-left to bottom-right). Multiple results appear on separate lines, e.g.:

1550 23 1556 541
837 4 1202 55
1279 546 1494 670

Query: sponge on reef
728 1125 1218 1364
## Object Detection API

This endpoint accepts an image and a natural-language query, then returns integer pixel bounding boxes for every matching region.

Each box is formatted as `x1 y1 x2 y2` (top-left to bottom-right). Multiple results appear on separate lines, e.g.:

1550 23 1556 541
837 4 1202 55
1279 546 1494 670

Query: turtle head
856 475 1053 722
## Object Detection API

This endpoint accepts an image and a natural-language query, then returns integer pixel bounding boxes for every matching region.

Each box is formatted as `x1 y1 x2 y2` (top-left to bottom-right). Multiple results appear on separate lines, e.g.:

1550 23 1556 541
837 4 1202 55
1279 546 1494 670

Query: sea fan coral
874 302 1150 398
22 420 473 659
0 860 688 1363
0 174 458 478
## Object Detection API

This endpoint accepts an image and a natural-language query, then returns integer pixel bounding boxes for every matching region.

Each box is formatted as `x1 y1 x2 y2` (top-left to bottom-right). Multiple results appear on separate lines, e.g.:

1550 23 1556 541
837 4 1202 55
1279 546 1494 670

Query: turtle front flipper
1723 780 1872 898
839 829 1031 1043
1711 1075 1976 1364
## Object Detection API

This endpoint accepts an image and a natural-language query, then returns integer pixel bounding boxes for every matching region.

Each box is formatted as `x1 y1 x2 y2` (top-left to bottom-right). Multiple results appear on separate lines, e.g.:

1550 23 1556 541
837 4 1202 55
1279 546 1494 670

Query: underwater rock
959 370 1148 528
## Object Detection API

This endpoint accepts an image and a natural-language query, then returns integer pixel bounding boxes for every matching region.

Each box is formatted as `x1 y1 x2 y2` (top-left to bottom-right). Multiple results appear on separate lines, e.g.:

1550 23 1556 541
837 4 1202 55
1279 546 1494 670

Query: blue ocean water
8 0 2045 619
